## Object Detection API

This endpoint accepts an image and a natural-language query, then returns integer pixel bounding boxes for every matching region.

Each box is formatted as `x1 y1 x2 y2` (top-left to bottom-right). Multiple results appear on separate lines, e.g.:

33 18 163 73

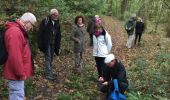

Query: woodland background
0 0 170 100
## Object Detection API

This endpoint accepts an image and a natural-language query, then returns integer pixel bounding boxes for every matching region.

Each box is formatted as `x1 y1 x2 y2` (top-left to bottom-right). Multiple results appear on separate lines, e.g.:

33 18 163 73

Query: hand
102 81 108 85
20 75 26 80
76 39 80 43
98 77 104 82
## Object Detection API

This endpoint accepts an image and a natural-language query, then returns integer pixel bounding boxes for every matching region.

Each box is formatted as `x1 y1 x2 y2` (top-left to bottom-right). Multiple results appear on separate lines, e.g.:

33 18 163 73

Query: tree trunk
121 0 127 14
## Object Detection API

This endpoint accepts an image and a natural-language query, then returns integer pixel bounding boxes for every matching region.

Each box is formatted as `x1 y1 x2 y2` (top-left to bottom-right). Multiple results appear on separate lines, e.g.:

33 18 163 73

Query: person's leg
90 33 93 46
138 33 142 43
95 57 102 78
134 33 138 45
126 35 129 47
99 57 107 80
126 34 132 48
8 80 24 100
50 44 58 77
80 52 83 68
128 34 135 48
75 53 81 68
44 45 54 79
119 82 128 94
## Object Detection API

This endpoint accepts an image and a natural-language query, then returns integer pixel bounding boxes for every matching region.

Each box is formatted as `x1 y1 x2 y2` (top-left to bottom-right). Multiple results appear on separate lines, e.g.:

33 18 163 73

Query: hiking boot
46 75 60 83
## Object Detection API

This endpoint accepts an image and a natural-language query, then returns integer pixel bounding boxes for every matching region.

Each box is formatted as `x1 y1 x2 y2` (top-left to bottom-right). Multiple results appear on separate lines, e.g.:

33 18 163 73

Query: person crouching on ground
99 54 128 98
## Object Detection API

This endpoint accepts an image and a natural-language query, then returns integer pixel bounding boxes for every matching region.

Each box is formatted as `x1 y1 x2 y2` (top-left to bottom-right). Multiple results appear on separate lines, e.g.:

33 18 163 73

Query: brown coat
70 25 86 53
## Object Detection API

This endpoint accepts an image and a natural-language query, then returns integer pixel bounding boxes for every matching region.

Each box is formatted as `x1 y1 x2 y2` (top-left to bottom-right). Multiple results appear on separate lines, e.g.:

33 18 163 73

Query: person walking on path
3 12 37 100
135 17 145 45
38 9 61 80
125 14 137 48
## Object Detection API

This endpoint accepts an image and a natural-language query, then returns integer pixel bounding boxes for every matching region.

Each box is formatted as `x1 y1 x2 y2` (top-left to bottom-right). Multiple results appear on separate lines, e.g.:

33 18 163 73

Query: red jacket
3 20 34 80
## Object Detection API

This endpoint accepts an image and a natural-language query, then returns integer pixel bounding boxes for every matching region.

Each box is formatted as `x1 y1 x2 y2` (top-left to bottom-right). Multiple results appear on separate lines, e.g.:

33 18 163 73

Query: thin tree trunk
121 0 127 14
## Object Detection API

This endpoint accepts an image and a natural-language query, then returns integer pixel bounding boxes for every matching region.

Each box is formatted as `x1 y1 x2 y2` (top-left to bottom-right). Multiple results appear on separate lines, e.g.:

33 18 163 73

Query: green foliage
25 79 35 97
57 93 72 100
127 52 170 99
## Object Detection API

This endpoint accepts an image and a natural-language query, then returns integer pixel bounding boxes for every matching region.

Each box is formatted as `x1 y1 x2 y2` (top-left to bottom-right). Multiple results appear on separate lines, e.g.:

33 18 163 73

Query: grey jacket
70 25 86 53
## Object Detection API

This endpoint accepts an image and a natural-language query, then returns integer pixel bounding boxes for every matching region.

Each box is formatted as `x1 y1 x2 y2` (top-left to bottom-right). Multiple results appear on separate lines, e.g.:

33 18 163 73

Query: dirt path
103 16 129 65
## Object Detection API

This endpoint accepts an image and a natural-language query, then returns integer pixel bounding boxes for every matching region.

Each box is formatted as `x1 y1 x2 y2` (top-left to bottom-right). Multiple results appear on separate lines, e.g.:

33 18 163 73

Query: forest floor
0 16 169 100
31 16 128 100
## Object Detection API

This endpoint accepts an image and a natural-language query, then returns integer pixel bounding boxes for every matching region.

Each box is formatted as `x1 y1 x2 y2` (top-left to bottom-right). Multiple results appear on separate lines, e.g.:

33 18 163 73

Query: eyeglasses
27 21 35 31
52 14 58 17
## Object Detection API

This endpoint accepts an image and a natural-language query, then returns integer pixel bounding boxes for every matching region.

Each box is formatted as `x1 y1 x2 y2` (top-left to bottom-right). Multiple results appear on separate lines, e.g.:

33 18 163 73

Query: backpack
125 19 135 31
0 20 26 65
0 28 8 65
108 79 126 100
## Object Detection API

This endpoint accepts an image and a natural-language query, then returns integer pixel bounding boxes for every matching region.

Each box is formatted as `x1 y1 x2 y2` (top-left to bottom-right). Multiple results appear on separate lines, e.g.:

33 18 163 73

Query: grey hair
50 9 58 15
20 12 37 25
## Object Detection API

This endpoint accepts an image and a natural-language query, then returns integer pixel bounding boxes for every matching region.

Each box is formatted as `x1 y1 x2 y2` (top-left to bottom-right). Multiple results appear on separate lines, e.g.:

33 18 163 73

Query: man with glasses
3 12 37 100
38 9 61 81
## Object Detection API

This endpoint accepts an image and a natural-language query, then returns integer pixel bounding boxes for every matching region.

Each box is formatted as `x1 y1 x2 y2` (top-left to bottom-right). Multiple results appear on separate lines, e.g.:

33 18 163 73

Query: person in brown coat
71 15 86 70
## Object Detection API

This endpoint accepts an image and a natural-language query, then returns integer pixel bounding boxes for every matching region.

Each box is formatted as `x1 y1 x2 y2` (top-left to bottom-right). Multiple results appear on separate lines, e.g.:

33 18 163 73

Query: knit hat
104 54 115 63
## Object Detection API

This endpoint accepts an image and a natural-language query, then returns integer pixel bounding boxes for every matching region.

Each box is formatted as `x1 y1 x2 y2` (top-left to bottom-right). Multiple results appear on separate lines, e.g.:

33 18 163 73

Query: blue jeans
44 45 55 76
8 80 24 100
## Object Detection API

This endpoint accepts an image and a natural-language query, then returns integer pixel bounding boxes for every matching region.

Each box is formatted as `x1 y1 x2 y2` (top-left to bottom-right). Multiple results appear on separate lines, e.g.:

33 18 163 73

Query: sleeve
86 20 91 33
7 31 25 79
142 22 145 32
117 62 126 83
54 21 61 56
55 20 61 47
105 32 112 53
108 62 126 86
70 26 79 42
38 19 45 52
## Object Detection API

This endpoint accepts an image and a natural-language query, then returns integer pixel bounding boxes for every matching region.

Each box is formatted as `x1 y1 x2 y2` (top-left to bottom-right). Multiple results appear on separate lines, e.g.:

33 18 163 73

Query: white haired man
3 12 37 100
38 8 61 81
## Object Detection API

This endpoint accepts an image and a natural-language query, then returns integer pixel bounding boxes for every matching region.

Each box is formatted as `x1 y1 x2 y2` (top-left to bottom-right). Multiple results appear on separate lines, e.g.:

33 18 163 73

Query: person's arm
38 19 45 51
105 31 112 53
7 29 25 80
54 20 61 56
142 22 145 32
70 26 80 43
117 62 126 83
102 67 111 85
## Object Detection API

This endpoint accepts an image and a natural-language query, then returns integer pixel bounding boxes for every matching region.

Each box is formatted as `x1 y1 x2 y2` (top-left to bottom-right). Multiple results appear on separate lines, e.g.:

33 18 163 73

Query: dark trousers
135 32 142 44
95 57 106 79
74 52 83 68
44 44 55 76
89 33 93 46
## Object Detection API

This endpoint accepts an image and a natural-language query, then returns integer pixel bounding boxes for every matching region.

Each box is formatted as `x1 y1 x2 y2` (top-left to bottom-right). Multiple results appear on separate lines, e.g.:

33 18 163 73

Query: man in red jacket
3 12 36 100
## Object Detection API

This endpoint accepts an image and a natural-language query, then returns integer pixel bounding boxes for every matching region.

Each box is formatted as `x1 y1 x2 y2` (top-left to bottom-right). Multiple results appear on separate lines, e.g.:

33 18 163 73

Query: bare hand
98 77 104 82
102 81 108 85
76 39 80 43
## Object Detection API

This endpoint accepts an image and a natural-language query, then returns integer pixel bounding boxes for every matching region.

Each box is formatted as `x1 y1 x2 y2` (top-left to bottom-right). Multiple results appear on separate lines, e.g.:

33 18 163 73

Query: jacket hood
5 20 19 29
5 20 28 38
